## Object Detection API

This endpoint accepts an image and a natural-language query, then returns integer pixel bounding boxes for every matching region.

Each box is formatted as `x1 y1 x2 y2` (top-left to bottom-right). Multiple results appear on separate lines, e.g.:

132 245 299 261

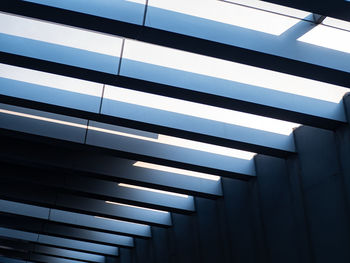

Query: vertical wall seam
84 119 90 144
290 130 316 263
252 165 271 263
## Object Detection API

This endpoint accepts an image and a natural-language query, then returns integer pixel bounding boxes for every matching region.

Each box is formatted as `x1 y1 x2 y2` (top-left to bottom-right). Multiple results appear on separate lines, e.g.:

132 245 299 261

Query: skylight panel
133 161 221 181
118 183 189 198
0 63 103 97
298 22 350 54
0 12 123 56
122 39 348 104
145 0 304 36
223 0 311 20
323 17 350 31
103 85 298 136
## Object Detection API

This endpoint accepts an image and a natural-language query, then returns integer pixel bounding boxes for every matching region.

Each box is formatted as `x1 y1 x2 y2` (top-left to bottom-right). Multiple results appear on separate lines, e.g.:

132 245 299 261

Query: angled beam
0 256 34 263
0 212 134 248
0 0 349 91
0 178 180 224
0 227 119 257
1 163 193 215
0 103 255 178
0 198 150 238
0 239 106 263
0 65 295 157
0 133 222 197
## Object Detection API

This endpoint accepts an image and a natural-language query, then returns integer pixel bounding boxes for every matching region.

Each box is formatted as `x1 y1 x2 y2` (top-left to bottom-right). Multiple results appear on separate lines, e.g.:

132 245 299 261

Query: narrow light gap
105 201 169 214
118 183 189 198
133 161 221 181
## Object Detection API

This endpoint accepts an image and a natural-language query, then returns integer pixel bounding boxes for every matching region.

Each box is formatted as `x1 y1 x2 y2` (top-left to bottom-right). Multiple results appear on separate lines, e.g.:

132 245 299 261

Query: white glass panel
104 85 298 136
298 23 350 54
224 0 311 20
146 0 304 36
122 39 348 104
0 63 103 97
0 12 123 56
323 17 350 31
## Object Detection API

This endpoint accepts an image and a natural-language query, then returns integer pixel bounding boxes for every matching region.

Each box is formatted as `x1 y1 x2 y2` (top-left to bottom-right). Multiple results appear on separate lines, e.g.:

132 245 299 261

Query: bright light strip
89 125 156 141
298 23 350 54
322 17 350 32
223 0 311 20
123 39 348 104
157 135 255 160
0 63 103 97
133 161 220 181
94 216 148 227
104 85 297 136
0 108 87 129
89 125 255 159
0 12 123 56
105 201 169 214
118 183 189 198
145 0 302 36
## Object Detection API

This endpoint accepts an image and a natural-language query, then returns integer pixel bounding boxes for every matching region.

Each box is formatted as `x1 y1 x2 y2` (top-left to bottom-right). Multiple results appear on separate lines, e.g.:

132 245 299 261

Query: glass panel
0 12 123 74
121 40 346 122
0 64 103 112
145 0 306 36
103 85 298 136
298 17 350 54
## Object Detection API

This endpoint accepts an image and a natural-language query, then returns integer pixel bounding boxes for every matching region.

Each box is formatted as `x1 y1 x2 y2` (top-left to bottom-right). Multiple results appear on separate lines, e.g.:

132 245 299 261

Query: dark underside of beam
0 1 349 90
262 0 350 23
0 128 253 180
0 147 221 200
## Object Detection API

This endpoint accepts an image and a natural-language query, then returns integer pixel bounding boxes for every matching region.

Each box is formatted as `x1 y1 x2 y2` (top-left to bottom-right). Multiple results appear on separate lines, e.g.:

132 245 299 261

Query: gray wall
117 97 350 263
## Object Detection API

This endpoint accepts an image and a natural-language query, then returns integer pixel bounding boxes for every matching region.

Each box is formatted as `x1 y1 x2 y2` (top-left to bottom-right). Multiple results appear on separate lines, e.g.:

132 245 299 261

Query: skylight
122 39 348 104
0 12 123 56
0 63 103 97
298 19 350 54
222 0 311 20
144 0 304 36
103 85 298 136
117 183 189 198
133 161 221 181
